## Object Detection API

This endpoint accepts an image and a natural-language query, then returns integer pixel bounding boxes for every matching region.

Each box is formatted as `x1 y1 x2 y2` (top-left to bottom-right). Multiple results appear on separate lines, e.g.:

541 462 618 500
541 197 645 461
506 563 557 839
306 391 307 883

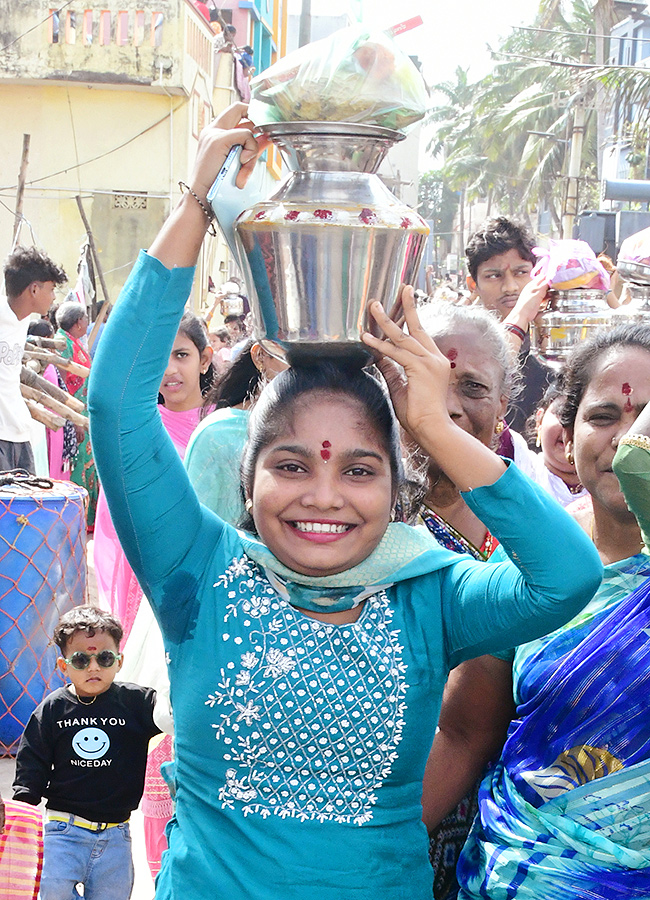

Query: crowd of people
1 102 649 900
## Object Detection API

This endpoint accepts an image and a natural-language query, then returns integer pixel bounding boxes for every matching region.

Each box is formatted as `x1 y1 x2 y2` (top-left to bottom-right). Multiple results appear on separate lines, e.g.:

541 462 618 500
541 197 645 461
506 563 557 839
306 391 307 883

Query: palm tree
424 0 600 233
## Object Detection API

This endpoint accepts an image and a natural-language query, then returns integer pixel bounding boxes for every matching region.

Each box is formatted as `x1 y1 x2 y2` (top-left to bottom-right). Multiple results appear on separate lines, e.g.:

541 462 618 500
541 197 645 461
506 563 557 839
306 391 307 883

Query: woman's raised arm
149 104 259 269
89 107 259 603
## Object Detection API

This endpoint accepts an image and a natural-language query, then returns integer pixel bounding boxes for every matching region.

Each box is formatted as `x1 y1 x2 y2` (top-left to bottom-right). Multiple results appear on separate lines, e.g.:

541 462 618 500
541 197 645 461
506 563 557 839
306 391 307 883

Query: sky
370 0 543 84
290 0 543 85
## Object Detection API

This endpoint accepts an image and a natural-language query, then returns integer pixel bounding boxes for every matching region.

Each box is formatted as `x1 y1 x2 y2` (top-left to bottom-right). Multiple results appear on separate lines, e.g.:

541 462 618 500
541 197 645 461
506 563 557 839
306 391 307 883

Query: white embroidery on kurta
206 557 408 825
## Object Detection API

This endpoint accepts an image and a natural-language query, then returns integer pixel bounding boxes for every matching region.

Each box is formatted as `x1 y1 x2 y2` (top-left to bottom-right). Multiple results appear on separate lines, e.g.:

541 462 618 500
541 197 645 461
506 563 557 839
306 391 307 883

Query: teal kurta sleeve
88 251 225 614
438 463 603 668
613 438 650 553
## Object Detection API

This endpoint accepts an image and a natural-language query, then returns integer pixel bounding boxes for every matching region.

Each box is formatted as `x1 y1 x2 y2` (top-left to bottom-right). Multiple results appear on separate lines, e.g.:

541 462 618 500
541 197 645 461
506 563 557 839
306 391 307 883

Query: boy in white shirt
0 246 67 472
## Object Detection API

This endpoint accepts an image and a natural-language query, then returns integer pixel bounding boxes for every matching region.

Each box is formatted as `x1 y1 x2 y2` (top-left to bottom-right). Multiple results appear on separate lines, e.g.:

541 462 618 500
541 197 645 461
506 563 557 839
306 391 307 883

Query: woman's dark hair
53 605 123 656
239 360 404 533
177 310 215 397
4 245 67 298
465 217 536 282
159 311 215 404
205 339 262 409
558 322 650 430
27 319 54 338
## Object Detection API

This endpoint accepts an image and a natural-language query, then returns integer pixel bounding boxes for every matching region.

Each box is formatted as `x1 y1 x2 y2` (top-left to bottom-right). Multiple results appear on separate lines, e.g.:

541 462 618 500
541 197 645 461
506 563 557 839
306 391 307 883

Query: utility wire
491 49 650 70
0 2 74 53
12 105 185 189
513 24 650 44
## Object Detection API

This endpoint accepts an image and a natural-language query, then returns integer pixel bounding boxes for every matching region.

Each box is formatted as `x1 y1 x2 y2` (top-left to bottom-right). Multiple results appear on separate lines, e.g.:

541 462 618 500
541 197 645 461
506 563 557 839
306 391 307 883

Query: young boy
1 245 67 473
12 605 161 900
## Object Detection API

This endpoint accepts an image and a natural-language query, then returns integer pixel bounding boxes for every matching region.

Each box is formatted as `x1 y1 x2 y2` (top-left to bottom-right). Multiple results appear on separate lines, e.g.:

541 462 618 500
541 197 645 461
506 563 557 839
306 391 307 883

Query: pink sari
42 365 69 481
92 404 207 878
94 405 204 636
0 800 43 900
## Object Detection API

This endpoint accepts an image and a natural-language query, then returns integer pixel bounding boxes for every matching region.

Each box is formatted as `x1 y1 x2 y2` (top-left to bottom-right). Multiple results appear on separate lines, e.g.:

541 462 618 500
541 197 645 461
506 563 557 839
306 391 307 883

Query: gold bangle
178 181 217 236
619 433 650 452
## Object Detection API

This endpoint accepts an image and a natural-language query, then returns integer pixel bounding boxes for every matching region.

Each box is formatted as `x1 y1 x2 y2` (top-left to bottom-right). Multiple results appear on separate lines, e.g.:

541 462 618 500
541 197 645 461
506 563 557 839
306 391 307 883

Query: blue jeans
40 819 134 900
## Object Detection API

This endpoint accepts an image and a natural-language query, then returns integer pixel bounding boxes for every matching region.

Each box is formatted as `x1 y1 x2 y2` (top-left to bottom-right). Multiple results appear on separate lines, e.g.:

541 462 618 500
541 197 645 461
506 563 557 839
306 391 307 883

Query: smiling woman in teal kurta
88 104 601 900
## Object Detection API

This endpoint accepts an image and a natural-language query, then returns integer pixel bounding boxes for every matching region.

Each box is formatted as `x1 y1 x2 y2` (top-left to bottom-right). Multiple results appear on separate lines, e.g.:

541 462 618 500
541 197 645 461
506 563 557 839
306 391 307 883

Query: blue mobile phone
207 145 268 265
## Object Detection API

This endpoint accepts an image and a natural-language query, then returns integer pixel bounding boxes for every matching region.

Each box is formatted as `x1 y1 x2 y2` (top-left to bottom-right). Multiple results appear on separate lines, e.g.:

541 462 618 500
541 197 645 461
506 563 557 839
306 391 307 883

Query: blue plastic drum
0 476 87 754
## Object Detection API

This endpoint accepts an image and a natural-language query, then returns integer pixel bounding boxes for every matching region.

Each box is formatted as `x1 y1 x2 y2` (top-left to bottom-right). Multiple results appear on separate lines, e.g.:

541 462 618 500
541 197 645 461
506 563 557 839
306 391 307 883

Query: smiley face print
72 727 110 759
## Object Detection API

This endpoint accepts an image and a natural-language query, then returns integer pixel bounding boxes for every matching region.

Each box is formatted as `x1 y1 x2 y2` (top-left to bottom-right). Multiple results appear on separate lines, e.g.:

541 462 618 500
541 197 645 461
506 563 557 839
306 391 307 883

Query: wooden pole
86 297 111 353
75 196 112 353
23 398 65 431
75 196 110 299
23 347 90 379
298 0 311 47
13 134 30 246
20 366 86 413
20 384 89 429
26 336 66 352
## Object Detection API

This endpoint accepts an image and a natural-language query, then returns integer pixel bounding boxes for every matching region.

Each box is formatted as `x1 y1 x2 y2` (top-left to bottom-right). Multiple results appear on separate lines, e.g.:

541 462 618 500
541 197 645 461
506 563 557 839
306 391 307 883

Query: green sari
57 327 98 530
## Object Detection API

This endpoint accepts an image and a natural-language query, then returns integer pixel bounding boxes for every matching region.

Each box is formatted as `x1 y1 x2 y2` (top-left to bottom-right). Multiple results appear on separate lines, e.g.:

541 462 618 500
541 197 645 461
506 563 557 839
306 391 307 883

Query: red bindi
622 383 634 412
321 440 331 461
447 348 458 369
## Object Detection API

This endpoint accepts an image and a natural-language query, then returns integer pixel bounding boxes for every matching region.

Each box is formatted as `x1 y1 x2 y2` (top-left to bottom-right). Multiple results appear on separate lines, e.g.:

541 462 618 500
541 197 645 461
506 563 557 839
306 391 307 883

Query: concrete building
602 2 650 187
0 1 287 312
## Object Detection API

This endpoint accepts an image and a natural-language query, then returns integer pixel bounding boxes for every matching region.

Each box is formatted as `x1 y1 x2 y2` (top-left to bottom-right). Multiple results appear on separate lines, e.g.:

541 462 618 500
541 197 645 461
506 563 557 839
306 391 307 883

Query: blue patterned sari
457 552 650 899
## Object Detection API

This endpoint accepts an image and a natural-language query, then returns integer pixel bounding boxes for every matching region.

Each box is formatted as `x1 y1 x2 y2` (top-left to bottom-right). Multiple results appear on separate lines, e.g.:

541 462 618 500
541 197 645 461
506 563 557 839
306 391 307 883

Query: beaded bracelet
178 181 217 236
504 322 527 342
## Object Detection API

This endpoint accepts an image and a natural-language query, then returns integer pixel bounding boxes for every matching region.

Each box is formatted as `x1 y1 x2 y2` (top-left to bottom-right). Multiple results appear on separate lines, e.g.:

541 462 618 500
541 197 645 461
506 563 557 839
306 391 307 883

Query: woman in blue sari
457 323 650 899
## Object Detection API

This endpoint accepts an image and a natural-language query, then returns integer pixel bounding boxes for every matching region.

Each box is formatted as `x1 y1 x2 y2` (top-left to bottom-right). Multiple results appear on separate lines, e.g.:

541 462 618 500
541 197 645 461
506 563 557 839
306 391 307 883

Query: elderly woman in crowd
402 300 518 899
56 300 98 529
456 322 650 898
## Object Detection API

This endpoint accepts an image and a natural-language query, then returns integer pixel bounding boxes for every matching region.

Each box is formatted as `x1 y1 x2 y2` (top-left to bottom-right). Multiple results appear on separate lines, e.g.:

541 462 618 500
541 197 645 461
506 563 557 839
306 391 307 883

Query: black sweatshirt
13 682 161 823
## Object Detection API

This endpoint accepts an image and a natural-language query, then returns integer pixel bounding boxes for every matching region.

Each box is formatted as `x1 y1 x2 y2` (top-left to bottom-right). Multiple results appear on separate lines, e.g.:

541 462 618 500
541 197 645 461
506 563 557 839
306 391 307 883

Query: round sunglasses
63 650 122 670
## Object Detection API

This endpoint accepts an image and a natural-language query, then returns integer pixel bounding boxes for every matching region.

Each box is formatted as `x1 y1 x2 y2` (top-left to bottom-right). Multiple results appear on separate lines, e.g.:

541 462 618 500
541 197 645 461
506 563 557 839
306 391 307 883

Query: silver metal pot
626 282 650 310
234 122 429 362
531 289 612 364
616 260 650 285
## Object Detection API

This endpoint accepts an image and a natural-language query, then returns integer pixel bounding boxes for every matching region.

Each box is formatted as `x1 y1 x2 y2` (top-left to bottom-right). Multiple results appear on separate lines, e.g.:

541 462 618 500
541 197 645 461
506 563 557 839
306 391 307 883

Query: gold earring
495 420 505 435
535 432 541 448
245 498 253 513
566 450 574 466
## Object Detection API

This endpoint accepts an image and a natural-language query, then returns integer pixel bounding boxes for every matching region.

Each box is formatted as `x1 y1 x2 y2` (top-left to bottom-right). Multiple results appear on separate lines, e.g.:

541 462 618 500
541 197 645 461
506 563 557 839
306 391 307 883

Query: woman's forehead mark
622 382 633 411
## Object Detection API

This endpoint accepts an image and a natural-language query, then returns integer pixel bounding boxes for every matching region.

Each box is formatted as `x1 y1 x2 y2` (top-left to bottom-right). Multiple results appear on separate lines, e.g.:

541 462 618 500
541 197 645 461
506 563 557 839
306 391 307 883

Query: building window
134 10 145 46
117 11 129 45
623 37 632 66
99 10 111 45
152 12 164 47
83 10 93 44
49 9 60 43
65 11 77 44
